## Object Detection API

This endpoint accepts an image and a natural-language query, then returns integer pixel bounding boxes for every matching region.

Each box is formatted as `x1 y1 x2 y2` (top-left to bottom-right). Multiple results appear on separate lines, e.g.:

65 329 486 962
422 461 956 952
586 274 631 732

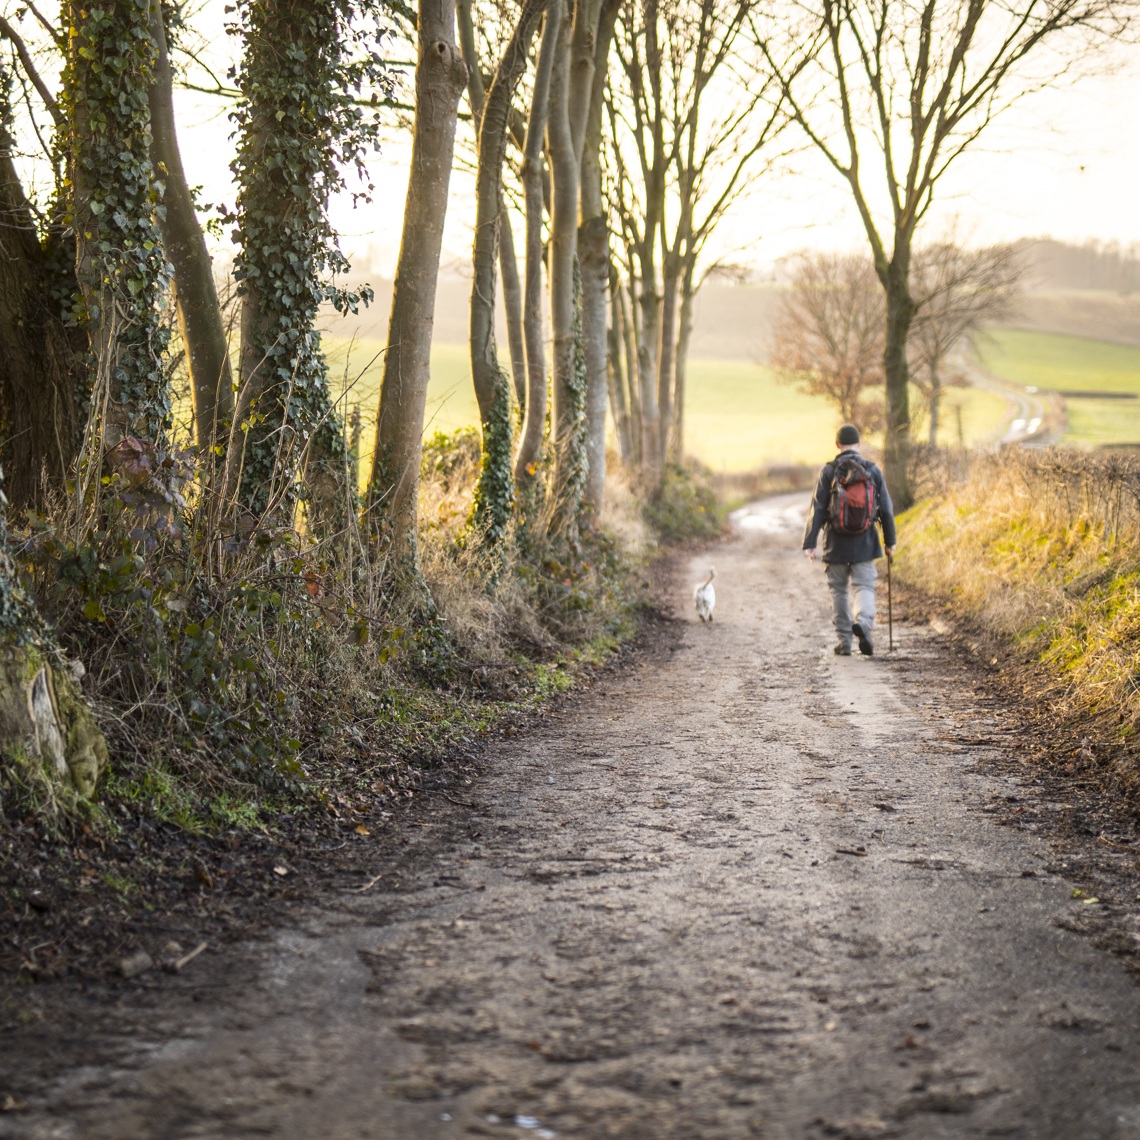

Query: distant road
960 347 1058 448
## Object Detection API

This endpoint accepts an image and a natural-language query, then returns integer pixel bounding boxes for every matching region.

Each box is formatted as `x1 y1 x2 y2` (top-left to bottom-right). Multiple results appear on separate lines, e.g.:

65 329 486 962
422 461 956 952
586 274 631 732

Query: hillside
331 278 1140 360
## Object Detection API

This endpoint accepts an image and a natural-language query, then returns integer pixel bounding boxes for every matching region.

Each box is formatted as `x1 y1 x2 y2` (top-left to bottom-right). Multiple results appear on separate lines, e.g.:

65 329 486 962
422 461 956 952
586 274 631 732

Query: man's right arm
802 466 830 557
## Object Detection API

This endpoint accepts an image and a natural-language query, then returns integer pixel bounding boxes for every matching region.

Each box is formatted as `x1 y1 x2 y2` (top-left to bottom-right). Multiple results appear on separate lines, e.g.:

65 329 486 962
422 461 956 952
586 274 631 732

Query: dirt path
6 496 1140 1140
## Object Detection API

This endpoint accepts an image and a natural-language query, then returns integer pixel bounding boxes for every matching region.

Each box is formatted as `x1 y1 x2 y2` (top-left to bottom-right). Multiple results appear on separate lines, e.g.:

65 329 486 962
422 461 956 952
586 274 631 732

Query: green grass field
682 360 1008 470
325 338 1011 474
975 328 1140 447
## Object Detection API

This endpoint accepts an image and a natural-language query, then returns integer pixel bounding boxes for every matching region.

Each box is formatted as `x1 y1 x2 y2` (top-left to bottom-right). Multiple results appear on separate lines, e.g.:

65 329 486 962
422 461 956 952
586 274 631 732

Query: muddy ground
4 495 1140 1139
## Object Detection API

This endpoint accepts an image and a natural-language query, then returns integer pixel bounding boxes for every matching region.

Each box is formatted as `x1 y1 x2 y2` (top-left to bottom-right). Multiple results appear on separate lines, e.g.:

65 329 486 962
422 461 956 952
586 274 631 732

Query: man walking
802 424 897 656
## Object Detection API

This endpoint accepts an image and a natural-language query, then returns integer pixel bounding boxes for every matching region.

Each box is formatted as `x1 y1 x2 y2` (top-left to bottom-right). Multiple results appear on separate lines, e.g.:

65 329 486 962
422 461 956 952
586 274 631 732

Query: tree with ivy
225 0 391 535
63 0 172 452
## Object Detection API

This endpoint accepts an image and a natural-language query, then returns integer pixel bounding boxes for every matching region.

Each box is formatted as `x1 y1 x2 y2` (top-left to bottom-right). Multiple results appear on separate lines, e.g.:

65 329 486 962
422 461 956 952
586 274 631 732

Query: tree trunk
367 0 467 573
499 215 527 417
670 264 696 465
469 0 545 546
579 216 609 521
456 1 527 419
514 1 562 491
0 473 107 800
925 357 943 447
0 101 83 513
147 4 233 455
568 0 603 161
636 274 662 482
883 257 914 510
577 0 616 522
304 396 355 542
546 12 582 529
619 275 642 467
657 257 679 467
226 0 356 528
606 271 632 464
67 0 171 450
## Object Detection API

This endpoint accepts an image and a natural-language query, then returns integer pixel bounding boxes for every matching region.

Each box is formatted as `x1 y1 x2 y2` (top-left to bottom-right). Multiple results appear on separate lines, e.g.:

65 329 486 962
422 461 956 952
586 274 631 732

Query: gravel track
5 495 1140 1140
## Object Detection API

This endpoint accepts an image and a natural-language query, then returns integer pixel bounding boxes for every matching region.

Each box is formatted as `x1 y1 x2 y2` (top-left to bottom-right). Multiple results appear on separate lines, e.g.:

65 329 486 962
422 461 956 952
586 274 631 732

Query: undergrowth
1 433 656 835
899 447 1140 795
643 462 726 542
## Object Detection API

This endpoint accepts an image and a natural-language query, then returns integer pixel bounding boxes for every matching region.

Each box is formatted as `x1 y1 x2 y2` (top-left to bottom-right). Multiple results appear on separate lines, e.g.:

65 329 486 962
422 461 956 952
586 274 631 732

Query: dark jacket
802 449 897 563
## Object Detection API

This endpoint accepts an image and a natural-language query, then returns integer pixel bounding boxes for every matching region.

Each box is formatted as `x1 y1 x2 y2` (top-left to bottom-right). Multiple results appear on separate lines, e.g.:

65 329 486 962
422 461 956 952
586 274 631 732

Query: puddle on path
730 494 811 534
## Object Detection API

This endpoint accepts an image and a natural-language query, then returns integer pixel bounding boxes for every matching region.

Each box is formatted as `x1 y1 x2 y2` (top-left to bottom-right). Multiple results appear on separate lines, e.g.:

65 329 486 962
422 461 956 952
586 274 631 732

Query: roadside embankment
898 447 1140 798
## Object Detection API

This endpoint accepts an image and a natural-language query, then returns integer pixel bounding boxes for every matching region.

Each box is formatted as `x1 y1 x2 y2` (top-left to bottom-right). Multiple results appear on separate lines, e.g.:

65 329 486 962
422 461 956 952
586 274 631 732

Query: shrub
5 436 646 830
643 463 725 543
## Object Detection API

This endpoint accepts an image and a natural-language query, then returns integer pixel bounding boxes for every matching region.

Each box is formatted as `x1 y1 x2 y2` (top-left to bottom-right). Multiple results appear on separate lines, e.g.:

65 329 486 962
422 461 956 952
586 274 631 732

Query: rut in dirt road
7 495 1140 1140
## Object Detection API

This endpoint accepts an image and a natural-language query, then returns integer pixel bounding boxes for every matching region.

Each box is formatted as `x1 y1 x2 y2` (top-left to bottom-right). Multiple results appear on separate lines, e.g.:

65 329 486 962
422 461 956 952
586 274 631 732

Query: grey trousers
825 560 877 648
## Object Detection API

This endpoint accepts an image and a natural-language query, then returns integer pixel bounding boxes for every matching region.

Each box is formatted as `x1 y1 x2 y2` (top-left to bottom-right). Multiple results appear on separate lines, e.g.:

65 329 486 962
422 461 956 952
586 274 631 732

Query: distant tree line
1013 238 1140 294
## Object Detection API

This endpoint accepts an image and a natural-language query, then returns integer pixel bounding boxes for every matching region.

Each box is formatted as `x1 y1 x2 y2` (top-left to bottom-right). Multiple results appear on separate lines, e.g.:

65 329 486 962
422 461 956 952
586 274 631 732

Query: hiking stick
887 551 894 652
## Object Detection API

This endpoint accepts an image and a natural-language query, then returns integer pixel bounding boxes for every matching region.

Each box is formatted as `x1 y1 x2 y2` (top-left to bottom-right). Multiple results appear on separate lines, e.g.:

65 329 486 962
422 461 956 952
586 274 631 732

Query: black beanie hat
836 423 861 446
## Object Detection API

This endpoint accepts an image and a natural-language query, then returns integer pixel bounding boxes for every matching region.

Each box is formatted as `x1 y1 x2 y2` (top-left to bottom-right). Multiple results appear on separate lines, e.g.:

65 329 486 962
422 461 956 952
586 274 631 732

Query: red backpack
828 455 877 535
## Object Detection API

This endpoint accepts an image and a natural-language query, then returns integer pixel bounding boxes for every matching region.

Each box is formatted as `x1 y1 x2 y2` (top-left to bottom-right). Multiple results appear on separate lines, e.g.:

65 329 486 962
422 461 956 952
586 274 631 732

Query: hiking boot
834 643 852 656
852 622 874 656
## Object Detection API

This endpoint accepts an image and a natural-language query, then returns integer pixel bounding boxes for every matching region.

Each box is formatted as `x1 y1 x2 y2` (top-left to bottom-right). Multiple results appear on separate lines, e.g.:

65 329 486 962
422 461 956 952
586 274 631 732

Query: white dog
694 567 716 623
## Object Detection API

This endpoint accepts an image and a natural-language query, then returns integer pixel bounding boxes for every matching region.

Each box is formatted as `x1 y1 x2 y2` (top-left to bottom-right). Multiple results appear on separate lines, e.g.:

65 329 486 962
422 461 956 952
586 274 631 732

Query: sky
9 3 1140 281
276 38 1140 280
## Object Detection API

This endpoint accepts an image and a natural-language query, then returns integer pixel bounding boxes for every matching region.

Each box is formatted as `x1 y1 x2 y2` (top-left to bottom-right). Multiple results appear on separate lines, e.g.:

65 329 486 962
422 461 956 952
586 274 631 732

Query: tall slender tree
909 241 1022 443
576 0 617 521
456 1 528 417
752 0 1129 508
514 0 562 495
607 0 780 484
368 0 468 575
148 3 234 454
468 0 545 547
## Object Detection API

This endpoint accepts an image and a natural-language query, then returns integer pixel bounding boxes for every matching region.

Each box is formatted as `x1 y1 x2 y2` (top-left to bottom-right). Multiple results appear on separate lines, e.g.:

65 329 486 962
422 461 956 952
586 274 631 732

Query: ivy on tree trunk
64 0 172 449
226 0 387 529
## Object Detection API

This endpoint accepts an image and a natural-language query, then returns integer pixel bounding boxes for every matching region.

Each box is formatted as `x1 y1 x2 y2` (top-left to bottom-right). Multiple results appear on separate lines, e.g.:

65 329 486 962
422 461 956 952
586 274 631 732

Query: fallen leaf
354 825 370 836
273 865 289 876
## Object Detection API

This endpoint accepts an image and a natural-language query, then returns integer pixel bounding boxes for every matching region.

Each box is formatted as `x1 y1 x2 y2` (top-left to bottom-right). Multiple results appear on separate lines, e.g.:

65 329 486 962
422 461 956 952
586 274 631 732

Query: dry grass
900 447 1140 793
6 436 651 831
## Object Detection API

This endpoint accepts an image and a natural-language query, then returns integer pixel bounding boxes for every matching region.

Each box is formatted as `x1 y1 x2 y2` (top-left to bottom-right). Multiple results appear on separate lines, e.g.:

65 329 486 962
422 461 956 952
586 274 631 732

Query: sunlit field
323 337 1012 475
975 329 1140 446
683 360 1009 470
